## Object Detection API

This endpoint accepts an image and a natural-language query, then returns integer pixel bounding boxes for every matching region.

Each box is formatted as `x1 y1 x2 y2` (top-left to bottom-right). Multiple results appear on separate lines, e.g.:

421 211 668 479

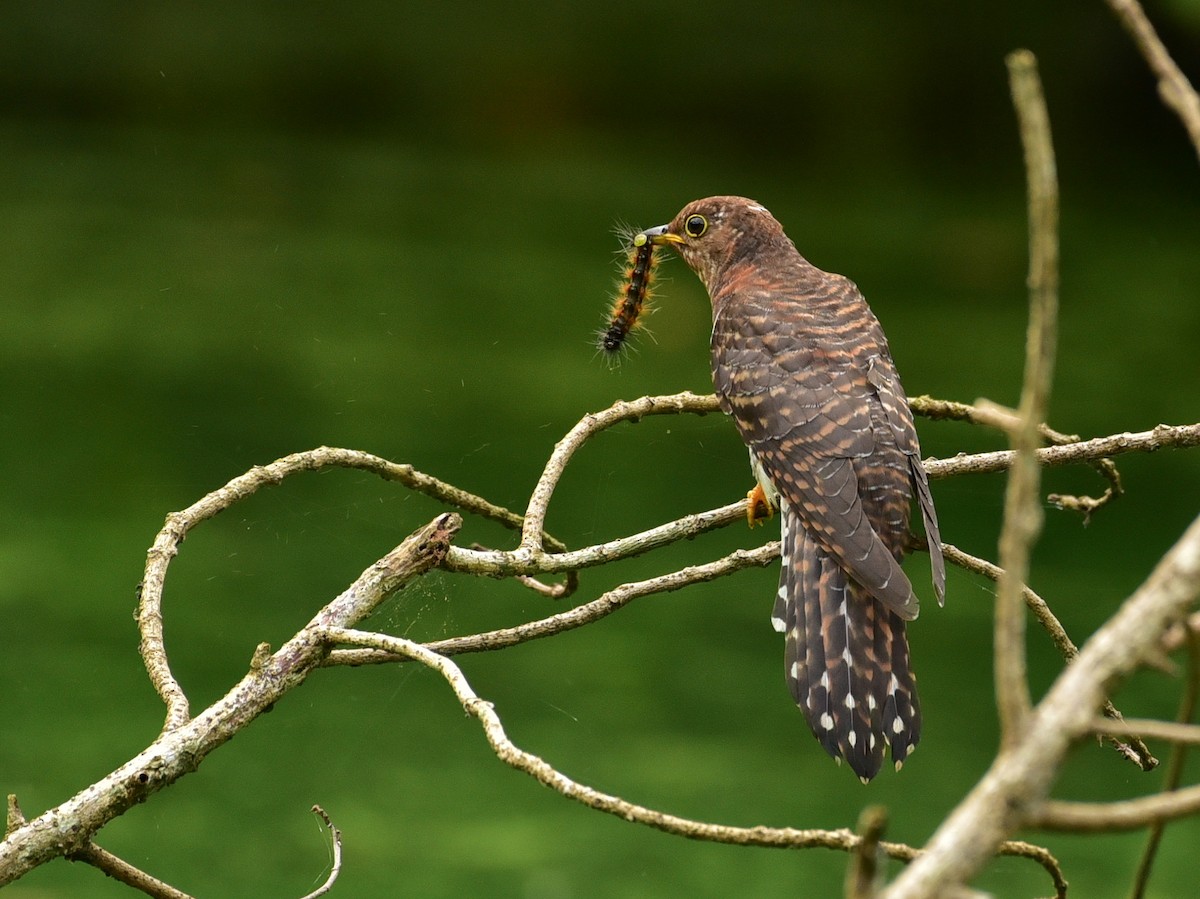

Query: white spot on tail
848 731 857 748
892 717 904 735
820 713 834 731
844 693 856 710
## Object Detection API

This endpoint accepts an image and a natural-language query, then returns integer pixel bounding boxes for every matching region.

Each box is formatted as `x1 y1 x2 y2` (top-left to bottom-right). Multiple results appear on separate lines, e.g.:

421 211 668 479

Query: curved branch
137 446 549 733
317 626 1066 895
298 805 343 899
519 391 720 552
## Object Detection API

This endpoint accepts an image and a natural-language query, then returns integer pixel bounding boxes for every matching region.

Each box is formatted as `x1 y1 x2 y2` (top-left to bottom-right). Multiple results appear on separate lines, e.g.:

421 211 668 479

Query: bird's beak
635 224 685 247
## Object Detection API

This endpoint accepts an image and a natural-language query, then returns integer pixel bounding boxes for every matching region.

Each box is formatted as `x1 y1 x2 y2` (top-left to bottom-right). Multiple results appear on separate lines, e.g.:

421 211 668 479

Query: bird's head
637 196 787 294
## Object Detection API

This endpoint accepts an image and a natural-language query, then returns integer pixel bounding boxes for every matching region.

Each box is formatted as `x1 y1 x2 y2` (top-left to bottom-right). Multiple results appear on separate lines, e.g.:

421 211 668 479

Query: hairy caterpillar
598 232 658 357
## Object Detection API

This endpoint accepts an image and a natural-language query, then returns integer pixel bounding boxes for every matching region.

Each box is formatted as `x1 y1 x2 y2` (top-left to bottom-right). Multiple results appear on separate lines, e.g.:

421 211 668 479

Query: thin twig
922 422 1200 479
943 543 1157 770
911 396 1125 521
325 543 779 667
993 48 1059 745
448 499 744 577
846 806 888 899
1105 0 1200 162
298 805 343 899
316 627 1067 896
1089 717 1200 746
69 842 194 899
1128 626 1200 898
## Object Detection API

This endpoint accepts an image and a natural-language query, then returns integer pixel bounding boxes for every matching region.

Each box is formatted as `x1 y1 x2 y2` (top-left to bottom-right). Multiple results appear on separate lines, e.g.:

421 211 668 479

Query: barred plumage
641 196 945 782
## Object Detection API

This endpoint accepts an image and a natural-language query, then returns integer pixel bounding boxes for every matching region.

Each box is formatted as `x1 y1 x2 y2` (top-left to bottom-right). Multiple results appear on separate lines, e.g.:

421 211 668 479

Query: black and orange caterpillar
598 232 658 357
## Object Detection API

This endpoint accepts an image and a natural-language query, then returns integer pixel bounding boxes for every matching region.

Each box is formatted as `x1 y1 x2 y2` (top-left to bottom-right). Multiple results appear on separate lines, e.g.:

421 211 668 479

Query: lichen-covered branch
0 514 459 889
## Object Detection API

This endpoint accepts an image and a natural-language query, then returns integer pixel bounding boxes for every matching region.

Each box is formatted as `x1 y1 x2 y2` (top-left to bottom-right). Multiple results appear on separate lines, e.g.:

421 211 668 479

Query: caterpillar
598 231 658 357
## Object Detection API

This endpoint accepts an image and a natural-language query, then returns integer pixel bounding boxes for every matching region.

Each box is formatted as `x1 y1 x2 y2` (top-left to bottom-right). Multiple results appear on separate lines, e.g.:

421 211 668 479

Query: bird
639 196 945 782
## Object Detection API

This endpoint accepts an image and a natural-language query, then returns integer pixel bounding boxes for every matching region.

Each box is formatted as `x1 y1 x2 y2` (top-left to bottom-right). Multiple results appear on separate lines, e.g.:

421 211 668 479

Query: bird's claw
746 483 774 528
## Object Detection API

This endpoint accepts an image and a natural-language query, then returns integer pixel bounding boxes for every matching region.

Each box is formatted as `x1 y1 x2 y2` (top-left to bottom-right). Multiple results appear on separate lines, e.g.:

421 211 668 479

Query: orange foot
746 483 774 528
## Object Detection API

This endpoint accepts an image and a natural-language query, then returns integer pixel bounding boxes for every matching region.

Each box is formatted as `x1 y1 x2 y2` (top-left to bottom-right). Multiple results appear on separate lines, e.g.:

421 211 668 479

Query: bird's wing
866 356 946 605
712 294 920 620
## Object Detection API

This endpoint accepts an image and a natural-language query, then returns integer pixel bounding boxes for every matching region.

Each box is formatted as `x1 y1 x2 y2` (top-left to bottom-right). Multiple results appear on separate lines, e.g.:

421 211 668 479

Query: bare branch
943 543 1157 770
440 416 1200 584
137 446 528 733
69 843 193 899
1030 785 1200 833
1129 626 1200 898
924 421 1200 479
912 396 1125 521
325 543 778 667
846 805 887 899
298 805 343 899
1089 717 1200 746
518 391 721 553
319 627 869 849
318 626 1066 893
446 499 744 577
883 510 1200 897
1105 0 1200 162
991 48 1059 744
1 514 459 889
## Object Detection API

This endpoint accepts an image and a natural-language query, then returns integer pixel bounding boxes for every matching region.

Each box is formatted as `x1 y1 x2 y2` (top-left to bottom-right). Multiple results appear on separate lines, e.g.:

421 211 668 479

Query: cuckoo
639 196 945 782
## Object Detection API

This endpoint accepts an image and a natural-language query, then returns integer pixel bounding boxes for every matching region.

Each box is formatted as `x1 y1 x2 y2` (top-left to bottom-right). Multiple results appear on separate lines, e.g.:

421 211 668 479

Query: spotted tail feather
776 501 921 782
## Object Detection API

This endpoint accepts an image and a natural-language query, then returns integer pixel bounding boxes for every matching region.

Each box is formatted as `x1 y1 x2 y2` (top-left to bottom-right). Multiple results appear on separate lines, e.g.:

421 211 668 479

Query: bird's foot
746 483 774 528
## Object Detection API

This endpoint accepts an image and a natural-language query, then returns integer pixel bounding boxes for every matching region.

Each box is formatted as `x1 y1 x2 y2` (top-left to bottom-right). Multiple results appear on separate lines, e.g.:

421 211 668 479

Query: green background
3 2 1199 896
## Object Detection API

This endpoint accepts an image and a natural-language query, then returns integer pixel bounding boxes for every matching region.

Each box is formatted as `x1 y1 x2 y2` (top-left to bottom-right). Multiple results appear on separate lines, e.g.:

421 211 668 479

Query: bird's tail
774 502 921 782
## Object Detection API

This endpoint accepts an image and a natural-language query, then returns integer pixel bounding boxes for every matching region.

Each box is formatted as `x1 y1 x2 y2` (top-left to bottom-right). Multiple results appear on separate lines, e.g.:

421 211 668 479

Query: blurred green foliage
2 3 1199 897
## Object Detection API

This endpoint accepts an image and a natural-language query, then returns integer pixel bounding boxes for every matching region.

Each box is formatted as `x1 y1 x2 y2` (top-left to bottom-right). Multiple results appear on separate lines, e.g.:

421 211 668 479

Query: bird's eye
684 214 708 237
